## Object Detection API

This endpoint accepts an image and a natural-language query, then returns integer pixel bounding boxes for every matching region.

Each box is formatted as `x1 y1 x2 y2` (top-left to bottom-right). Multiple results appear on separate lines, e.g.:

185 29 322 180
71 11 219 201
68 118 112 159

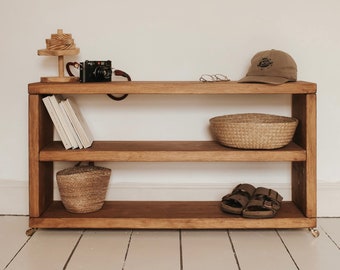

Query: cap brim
238 75 289 85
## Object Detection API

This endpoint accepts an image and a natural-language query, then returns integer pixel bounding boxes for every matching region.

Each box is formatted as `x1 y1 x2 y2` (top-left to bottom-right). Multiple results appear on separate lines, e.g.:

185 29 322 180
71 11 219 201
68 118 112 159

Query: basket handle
75 161 95 167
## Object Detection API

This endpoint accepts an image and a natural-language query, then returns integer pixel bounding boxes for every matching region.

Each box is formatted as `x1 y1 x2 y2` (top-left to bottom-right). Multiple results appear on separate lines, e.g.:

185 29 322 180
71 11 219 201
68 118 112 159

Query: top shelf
28 81 317 95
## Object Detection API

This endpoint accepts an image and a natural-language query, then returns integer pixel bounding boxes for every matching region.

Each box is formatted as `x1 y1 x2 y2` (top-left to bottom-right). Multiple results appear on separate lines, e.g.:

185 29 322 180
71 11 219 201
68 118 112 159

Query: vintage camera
79 60 112 82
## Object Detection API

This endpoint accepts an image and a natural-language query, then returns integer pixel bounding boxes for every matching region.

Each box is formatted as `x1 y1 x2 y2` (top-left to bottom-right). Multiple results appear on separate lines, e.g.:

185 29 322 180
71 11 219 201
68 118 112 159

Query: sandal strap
222 193 249 208
221 183 256 211
254 187 283 205
232 183 256 198
245 197 279 212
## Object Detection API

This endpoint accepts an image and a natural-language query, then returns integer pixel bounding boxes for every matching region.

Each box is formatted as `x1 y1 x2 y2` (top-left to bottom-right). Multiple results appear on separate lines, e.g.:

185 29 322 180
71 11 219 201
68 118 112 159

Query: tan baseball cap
238 49 297 84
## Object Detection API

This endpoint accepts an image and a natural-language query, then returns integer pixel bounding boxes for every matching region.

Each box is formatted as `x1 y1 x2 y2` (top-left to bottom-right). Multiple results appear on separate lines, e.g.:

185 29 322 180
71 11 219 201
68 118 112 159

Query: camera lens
94 66 112 80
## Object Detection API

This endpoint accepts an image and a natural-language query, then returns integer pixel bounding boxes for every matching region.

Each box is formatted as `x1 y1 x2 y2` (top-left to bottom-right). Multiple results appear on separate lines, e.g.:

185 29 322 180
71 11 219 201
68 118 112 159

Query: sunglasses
199 74 230 82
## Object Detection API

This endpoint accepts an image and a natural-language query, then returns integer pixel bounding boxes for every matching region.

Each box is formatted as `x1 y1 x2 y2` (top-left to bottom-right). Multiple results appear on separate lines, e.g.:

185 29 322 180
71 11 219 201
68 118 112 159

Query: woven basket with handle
209 113 298 149
56 162 111 213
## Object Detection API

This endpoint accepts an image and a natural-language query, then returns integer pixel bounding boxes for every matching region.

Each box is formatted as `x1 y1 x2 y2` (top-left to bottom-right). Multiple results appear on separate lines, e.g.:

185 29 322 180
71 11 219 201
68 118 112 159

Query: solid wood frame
28 81 317 229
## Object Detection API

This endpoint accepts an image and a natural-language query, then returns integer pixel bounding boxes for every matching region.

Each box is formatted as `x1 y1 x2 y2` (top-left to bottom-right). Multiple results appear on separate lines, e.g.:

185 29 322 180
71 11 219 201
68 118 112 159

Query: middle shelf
40 141 306 162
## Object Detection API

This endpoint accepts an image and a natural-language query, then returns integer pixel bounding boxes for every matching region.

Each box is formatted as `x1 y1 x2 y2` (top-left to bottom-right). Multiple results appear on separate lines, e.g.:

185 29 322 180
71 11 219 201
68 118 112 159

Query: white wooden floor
0 216 339 270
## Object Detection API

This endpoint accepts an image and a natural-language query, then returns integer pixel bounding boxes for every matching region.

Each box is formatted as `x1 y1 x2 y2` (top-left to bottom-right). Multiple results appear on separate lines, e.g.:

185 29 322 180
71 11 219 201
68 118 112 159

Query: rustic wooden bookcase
28 81 317 235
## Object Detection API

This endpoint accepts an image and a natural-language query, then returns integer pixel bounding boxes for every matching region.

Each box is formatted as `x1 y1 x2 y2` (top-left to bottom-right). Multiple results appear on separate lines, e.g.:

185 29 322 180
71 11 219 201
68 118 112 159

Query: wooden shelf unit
28 81 317 230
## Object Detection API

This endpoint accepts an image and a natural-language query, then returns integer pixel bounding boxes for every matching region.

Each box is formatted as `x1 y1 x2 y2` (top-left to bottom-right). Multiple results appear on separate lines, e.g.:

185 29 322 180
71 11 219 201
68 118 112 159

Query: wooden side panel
292 94 317 218
28 94 54 217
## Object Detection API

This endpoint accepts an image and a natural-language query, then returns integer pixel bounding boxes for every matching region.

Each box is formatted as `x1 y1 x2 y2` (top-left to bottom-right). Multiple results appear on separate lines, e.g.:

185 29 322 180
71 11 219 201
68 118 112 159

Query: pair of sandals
221 183 283 218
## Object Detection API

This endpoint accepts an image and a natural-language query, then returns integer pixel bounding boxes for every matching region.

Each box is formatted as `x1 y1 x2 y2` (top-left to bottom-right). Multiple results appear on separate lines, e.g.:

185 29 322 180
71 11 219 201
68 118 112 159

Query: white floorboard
0 216 29 269
318 218 340 249
181 230 239 270
0 217 339 270
230 229 298 270
123 230 181 270
66 230 131 270
278 228 339 270
5 229 82 270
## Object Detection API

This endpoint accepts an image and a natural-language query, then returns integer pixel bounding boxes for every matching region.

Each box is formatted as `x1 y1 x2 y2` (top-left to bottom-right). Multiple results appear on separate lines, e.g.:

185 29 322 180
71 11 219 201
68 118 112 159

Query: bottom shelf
29 201 316 229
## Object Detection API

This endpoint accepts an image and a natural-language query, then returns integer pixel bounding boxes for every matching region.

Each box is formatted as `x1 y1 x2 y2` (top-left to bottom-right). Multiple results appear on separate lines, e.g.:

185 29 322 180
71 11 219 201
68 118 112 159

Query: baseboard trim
0 180 28 215
1 180 340 217
316 183 340 217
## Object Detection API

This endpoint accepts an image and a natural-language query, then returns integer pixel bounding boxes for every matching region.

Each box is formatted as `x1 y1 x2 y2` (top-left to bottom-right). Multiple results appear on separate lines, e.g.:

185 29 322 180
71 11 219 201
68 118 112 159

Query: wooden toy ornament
37 29 80 82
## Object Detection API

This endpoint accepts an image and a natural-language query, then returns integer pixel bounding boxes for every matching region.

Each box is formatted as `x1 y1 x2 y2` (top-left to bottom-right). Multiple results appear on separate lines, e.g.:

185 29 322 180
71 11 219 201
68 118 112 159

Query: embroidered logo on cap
257 57 273 69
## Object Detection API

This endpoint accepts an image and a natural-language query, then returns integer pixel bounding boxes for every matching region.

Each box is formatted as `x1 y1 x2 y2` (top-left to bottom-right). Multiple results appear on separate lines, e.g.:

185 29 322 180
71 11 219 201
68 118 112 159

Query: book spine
59 101 83 149
42 96 72 149
64 98 93 148
49 95 78 149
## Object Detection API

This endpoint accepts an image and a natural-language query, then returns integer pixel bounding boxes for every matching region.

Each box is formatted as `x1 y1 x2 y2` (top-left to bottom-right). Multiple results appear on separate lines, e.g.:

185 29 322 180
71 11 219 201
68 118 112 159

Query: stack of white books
42 95 94 149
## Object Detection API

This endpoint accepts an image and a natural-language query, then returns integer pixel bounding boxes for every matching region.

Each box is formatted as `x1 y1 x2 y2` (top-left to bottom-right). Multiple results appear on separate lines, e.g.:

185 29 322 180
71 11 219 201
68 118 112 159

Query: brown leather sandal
221 184 256 215
242 187 283 218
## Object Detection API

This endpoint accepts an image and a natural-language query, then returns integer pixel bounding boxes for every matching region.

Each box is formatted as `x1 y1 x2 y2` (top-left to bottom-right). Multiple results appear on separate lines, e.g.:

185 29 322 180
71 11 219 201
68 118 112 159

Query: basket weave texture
56 163 111 213
209 113 298 149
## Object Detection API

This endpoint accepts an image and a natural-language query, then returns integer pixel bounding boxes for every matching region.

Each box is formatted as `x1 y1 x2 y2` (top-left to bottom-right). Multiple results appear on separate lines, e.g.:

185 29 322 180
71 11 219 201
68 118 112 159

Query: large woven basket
56 162 111 213
209 113 298 149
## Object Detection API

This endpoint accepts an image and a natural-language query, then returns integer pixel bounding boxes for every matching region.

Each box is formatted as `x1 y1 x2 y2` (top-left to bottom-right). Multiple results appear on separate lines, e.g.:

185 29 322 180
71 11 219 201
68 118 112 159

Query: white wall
0 0 339 216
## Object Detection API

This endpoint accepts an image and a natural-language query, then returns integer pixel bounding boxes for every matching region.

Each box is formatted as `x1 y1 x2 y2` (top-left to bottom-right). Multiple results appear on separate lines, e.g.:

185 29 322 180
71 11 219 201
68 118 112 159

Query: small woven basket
56 162 111 213
209 113 298 149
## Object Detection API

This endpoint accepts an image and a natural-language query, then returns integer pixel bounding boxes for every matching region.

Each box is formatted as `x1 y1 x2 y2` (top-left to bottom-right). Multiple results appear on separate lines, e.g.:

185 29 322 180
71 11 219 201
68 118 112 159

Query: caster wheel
309 228 320 238
26 228 37 236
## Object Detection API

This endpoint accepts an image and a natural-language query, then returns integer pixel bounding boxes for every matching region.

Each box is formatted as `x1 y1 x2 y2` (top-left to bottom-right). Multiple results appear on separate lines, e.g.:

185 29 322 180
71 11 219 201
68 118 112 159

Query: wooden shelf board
29 201 316 229
28 81 317 95
39 141 306 162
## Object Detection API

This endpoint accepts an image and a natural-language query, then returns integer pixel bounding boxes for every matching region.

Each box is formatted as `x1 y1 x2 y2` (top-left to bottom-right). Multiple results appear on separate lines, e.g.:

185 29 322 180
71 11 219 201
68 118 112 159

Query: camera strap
107 69 130 101
66 62 131 101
